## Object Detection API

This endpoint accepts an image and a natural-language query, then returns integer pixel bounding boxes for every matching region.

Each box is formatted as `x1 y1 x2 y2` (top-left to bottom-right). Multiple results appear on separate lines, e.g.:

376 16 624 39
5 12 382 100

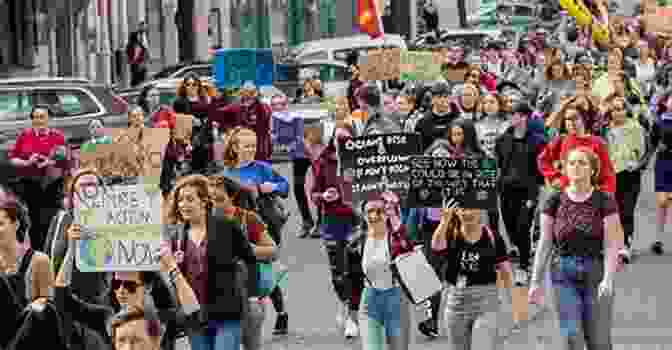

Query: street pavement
256 160 671 349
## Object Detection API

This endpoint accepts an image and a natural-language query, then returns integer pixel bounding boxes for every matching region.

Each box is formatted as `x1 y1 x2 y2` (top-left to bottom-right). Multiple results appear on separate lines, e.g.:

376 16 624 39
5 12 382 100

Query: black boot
273 312 288 335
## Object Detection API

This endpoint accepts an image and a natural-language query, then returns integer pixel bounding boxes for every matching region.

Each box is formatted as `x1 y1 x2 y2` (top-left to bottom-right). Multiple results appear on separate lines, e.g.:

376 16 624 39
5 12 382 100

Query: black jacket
414 110 460 152
494 127 545 197
169 208 256 321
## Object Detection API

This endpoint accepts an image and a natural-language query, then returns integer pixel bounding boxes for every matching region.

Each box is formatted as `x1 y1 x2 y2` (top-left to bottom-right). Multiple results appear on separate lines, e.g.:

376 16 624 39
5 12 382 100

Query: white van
286 34 407 64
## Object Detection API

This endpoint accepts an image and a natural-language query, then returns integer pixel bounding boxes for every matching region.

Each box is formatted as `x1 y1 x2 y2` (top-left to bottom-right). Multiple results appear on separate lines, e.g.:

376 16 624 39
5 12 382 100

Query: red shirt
537 134 616 193
8 128 66 177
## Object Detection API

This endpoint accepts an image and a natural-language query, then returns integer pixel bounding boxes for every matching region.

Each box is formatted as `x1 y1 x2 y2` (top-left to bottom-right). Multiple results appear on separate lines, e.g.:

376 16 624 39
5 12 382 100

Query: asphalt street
258 161 670 349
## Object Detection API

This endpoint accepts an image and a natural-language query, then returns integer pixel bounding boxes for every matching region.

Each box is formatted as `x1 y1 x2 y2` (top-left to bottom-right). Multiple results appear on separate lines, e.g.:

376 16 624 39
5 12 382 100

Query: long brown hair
165 174 212 224
222 127 256 168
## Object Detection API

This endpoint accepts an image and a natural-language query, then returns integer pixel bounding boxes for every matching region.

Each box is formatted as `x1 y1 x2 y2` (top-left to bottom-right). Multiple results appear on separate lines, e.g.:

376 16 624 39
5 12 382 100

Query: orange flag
356 0 384 39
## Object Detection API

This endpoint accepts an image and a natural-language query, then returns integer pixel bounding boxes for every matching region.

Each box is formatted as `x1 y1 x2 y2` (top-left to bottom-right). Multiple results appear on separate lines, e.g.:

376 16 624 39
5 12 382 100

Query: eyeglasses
184 81 198 88
112 280 142 293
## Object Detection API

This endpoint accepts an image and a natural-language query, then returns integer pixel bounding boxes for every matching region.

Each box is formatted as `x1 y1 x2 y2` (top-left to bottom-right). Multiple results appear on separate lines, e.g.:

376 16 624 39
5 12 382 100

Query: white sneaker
513 268 529 286
619 247 632 264
344 316 359 338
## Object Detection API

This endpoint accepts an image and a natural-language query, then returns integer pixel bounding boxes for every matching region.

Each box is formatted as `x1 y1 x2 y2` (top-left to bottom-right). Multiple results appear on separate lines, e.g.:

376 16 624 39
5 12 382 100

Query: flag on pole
356 0 384 39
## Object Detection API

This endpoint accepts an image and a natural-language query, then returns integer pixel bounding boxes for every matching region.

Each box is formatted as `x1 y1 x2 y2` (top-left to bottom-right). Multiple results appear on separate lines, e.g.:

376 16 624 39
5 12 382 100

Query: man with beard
346 51 364 112
209 81 272 162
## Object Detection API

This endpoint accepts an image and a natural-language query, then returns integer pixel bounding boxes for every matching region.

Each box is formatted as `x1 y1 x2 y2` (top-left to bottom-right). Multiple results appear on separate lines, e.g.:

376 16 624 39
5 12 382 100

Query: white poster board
75 184 163 272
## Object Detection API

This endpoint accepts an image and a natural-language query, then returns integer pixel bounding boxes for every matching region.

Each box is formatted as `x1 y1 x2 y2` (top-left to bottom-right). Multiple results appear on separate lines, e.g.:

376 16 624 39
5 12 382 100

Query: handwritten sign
360 48 402 81
75 184 163 272
214 48 275 88
400 51 441 81
407 156 498 209
338 133 422 204
108 128 169 185
79 143 138 178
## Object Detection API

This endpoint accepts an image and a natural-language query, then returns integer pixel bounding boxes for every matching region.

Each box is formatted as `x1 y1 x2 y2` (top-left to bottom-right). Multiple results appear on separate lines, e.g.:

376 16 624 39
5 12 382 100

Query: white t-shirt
362 236 395 290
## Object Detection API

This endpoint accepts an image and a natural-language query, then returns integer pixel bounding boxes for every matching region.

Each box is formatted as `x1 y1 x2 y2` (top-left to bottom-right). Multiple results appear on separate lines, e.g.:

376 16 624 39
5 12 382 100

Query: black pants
500 186 537 269
12 177 62 251
130 64 147 87
292 158 314 227
421 220 442 324
322 240 349 304
615 170 642 245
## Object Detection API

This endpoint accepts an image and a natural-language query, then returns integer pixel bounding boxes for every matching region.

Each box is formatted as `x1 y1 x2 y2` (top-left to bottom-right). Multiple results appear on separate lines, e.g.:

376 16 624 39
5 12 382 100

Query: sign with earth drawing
74 183 163 272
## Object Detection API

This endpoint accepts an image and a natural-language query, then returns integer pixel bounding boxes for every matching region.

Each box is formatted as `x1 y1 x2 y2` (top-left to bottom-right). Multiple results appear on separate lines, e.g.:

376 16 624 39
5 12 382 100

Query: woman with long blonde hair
218 127 290 335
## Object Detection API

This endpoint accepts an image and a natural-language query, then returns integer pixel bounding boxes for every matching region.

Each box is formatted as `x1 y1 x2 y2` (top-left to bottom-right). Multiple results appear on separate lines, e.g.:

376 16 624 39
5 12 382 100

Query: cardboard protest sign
337 133 422 204
79 143 138 178
407 156 498 209
214 48 275 88
359 48 402 81
109 128 170 185
400 51 441 81
75 184 163 272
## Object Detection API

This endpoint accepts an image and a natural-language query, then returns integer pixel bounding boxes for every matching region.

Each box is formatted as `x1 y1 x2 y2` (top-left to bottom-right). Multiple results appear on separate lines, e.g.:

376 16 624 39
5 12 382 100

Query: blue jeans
189 320 241 350
358 286 411 350
550 256 613 350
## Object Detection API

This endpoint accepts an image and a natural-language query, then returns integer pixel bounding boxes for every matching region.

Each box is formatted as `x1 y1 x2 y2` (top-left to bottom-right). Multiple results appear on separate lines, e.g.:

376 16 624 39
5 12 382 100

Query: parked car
0 77 129 151
275 59 349 99
467 1 540 32
411 28 502 50
283 34 407 64
151 61 213 81
0 77 129 180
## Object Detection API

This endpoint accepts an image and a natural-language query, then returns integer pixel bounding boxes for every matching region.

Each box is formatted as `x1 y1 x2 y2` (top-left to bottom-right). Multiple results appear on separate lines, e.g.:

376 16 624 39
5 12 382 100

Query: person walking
529 146 623 350
126 21 150 87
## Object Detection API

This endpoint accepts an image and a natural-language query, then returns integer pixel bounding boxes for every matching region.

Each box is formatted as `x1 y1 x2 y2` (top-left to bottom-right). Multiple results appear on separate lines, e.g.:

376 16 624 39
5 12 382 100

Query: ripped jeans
550 255 613 350
442 283 500 350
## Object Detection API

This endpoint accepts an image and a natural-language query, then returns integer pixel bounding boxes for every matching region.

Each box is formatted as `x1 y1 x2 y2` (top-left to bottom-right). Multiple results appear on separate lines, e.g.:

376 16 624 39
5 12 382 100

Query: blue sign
214 48 275 88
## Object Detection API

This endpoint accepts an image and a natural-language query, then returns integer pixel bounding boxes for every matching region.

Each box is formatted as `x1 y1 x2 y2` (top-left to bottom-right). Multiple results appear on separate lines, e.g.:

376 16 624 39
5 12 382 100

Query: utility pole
457 0 467 28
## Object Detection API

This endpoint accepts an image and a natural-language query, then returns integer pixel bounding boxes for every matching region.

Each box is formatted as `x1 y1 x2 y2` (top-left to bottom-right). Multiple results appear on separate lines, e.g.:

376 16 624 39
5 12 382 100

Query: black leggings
322 240 349 304
615 170 642 245
292 158 314 227
500 186 537 269
421 220 442 324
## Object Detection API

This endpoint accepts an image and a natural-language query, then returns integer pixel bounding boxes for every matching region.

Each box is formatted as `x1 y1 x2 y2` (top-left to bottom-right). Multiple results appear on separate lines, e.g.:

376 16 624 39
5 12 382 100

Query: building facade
0 0 415 85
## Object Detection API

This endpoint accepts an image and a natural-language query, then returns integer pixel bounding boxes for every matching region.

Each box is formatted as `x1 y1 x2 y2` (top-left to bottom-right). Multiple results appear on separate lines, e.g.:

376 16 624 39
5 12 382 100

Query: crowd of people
1 2 672 350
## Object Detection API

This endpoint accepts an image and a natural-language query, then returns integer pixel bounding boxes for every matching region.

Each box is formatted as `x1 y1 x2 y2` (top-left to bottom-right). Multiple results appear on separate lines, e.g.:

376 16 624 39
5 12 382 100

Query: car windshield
152 66 184 80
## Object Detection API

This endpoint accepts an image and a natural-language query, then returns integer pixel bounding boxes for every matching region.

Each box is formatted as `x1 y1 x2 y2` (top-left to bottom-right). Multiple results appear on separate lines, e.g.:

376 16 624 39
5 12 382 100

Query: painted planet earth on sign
79 238 114 268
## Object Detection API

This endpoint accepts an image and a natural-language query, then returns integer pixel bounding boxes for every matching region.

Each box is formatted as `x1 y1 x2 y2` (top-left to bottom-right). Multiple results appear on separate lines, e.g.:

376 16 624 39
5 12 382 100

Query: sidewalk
501 251 672 349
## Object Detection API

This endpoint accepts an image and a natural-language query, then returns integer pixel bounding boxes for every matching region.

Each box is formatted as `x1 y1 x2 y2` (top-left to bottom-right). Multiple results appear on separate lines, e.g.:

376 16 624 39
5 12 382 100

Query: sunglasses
184 81 198 88
112 279 142 293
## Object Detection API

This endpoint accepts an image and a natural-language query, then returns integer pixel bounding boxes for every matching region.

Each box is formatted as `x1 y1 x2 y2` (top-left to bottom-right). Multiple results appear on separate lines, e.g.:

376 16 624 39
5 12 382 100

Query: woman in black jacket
162 174 257 350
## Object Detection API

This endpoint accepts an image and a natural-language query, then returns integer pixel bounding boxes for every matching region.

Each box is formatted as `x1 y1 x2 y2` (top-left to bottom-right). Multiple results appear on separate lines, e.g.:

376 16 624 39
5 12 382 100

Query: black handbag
256 194 289 234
